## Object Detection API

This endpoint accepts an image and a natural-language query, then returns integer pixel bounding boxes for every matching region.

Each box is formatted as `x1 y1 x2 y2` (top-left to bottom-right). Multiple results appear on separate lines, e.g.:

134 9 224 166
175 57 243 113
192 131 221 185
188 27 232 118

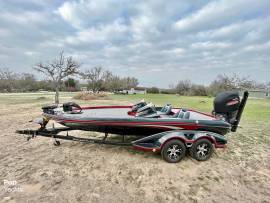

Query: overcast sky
0 0 269 87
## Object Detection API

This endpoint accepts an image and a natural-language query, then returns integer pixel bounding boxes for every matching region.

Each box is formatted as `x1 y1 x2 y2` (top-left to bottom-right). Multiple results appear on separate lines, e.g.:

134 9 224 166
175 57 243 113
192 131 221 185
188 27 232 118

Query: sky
0 0 269 88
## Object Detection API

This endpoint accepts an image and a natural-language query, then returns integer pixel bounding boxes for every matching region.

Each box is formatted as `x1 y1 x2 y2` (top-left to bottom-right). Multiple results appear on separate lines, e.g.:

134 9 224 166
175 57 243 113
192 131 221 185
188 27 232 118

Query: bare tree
110 76 123 91
102 70 114 90
121 77 139 89
175 80 192 95
80 67 104 93
208 74 261 95
34 51 80 103
81 67 140 92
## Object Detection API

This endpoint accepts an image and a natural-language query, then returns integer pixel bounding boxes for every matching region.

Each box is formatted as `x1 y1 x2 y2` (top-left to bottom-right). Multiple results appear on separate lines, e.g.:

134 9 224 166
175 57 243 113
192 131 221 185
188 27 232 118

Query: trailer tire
161 139 186 163
190 139 213 161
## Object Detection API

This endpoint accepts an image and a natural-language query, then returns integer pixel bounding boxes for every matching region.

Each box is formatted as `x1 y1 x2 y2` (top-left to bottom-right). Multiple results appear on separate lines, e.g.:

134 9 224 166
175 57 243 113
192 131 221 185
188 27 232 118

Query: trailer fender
132 130 227 152
191 131 227 148
158 130 227 149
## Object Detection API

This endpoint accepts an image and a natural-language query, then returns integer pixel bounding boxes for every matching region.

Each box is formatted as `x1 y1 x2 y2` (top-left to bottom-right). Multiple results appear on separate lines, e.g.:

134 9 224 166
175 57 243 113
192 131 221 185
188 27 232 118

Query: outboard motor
213 91 249 132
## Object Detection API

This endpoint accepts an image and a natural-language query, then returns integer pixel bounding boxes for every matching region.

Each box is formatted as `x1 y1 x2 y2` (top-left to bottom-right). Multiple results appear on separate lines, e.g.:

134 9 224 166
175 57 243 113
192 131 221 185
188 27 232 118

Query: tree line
147 74 270 96
80 67 138 93
1 51 269 103
0 69 55 92
0 52 139 103
0 66 138 94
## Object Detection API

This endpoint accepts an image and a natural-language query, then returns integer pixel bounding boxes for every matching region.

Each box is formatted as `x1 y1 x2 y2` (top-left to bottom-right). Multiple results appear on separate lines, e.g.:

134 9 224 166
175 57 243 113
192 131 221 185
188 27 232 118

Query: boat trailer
16 126 229 163
16 127 132 146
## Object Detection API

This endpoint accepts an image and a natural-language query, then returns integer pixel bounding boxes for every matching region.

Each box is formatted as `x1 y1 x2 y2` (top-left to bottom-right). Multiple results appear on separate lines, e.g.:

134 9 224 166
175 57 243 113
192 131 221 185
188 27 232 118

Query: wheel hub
196 143 209 157
167 144 182 160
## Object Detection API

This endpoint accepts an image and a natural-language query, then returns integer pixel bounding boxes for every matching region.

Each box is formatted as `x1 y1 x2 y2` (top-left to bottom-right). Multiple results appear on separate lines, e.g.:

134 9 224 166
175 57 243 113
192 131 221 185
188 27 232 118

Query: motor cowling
213 91 240 124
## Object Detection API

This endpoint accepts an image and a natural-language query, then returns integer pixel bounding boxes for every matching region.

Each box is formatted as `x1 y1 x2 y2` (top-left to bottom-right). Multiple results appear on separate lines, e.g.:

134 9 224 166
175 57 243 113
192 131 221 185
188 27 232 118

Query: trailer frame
16 127 132 146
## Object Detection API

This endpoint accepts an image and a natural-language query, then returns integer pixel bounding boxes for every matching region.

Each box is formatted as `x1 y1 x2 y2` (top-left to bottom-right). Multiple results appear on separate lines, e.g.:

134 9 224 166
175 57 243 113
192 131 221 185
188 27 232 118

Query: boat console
131 100 147 112
134 103 174 118
136 103 158 118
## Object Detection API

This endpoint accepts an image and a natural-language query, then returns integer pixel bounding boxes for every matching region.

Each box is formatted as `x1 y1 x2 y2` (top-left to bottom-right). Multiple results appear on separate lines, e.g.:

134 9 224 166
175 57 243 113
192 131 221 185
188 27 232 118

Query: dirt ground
0 102 269 203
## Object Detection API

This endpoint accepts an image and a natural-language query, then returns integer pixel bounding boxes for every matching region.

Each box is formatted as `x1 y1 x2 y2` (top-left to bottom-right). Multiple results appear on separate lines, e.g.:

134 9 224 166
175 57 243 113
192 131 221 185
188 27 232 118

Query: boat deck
81 108 132 118
56 107 215 121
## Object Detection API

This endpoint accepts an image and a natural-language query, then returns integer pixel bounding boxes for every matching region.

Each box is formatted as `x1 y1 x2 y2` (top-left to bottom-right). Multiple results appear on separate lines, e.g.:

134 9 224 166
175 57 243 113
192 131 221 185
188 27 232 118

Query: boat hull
54 117 231 136
43 105 231 136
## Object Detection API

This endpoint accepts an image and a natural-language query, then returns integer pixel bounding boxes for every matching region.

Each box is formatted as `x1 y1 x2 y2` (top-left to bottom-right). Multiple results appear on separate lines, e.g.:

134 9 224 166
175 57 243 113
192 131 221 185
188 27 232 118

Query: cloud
191 41 231 49
24 51 39 56
161 48 186 57
57 0 129 29
196 17 270 42
242 41 270 52
0 28 10 37
65 19 129 45
174 0 270 32
0 0 270 87
0 11 48 25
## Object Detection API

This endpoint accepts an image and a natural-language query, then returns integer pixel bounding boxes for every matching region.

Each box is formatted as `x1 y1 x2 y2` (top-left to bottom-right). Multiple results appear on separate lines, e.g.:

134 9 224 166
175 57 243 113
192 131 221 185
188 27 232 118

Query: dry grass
73 92 109 101
0 92 269 202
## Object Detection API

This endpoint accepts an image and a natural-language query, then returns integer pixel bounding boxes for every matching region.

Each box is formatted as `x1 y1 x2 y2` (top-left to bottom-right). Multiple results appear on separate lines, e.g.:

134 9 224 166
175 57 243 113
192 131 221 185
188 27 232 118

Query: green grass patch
110 93 270 122
0 92 269 122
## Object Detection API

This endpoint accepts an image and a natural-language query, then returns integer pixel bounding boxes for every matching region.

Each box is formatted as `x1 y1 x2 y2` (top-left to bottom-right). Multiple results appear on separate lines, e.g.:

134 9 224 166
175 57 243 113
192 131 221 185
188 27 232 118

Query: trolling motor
41 102 82 114
63 102 82 113
42 104 58 114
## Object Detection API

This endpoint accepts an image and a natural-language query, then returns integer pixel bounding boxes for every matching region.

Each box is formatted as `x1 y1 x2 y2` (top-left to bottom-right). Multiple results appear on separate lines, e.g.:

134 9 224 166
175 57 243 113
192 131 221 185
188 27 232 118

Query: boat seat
183 112 190 119
173 108 186 118
173 109 190 119
178 112 184 118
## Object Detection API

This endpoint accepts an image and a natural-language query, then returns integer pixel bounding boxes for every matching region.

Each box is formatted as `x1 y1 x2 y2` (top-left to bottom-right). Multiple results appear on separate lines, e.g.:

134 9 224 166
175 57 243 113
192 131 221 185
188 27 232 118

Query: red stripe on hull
59 121 201 130
55 118 199 126
56 119 201 130
81 105 132 110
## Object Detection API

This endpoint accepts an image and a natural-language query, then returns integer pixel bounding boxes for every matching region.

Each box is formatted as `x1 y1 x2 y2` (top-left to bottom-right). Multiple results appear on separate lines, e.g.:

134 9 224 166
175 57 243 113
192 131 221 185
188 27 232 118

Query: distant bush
175 80 192 95
160 89 176 94
190 85 208 96
147 87 159 94
174 80 208 96
73 92 108 100
36 97 47 100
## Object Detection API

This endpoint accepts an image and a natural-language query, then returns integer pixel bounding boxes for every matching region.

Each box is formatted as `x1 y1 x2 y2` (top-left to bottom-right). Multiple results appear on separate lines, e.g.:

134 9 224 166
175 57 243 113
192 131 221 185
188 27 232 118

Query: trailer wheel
161 139 186 163
190 139 213 161
54 140 61 146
